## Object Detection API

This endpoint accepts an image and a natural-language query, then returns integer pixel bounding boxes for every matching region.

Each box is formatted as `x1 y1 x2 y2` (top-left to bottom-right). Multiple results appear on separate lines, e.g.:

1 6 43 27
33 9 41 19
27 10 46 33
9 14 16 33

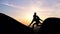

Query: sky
0 0 60 26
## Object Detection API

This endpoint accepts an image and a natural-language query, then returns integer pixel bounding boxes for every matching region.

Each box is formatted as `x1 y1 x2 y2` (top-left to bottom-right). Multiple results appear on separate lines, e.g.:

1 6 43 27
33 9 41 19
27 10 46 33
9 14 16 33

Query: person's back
36 16 41 23
33 12 37 21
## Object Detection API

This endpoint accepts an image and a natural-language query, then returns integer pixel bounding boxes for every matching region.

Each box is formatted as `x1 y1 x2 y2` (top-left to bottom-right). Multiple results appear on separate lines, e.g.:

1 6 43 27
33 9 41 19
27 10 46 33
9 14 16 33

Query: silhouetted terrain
1 13 60 34
0 13 34 34
38 17 60 34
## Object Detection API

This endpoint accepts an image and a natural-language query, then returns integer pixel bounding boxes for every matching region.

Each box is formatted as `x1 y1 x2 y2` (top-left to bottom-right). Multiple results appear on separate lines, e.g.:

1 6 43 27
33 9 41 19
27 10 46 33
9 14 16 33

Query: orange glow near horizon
6 3 60 26
13 13 46 26
14 13 33 26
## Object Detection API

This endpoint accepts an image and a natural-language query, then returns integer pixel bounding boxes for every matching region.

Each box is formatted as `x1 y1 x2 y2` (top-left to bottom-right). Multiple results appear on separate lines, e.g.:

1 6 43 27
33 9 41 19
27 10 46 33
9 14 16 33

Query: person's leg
36 23 39 26
38 22 42 26
32 23 36 29
36 21 41 26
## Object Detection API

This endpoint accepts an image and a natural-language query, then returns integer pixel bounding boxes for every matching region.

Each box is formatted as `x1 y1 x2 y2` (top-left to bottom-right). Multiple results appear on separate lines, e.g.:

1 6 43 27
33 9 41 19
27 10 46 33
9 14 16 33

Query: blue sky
0 0 60 26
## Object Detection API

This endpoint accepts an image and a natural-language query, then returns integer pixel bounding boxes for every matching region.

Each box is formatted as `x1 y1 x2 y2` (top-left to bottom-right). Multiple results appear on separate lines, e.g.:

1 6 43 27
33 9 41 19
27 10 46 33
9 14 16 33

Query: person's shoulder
36 15 39 17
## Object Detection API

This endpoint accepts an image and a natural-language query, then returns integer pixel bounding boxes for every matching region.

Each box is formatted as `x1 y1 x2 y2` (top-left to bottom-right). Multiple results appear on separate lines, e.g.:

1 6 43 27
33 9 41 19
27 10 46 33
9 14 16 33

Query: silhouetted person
29 12 43 28
38 17 60 34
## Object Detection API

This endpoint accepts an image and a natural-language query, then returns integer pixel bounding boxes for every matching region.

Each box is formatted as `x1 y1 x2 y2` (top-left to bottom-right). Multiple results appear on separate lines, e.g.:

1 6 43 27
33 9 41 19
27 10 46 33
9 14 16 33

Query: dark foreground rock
0 13 34 34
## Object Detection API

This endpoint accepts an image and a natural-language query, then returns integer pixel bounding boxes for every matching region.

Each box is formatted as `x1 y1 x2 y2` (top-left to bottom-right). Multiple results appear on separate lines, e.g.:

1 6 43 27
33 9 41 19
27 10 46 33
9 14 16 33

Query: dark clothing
29 14 42 27
32 14 41 24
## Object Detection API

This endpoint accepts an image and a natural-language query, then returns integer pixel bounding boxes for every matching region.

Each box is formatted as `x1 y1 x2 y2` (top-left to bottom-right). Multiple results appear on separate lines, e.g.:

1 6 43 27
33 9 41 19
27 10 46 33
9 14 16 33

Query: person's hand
41 19 43 21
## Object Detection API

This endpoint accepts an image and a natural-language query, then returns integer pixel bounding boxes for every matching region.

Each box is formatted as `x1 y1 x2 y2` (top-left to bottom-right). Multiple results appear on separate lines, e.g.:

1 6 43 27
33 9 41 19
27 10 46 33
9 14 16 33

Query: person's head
34 12 36 15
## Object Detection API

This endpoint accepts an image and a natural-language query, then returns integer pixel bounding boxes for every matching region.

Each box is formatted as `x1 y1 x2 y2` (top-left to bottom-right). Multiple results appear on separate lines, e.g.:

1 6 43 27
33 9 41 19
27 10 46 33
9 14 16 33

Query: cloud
0 0 60 16
2 3 25 9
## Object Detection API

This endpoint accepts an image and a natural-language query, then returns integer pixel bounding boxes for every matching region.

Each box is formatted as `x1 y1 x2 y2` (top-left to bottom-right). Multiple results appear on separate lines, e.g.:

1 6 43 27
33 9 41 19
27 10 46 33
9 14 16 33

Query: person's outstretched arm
38 17 43 21
40 19 43 21
38 16 43 21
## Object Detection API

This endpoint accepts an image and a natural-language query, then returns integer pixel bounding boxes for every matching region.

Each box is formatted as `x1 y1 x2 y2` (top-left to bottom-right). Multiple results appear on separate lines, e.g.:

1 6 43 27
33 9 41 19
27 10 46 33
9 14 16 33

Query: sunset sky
0 0 60 26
